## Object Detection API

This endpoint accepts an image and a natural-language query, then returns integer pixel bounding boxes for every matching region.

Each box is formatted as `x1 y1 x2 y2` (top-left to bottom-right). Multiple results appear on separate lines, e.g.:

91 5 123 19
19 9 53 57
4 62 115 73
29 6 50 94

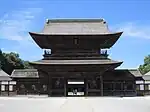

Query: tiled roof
11 69 39 78
10 68 142 79
30 59 122 65
127 69 142 77
29 18 123 49
144 71 150 76
29 31 122 49
0 69 12 81
143 71 150 80
115 69 142 77
42 19 111 34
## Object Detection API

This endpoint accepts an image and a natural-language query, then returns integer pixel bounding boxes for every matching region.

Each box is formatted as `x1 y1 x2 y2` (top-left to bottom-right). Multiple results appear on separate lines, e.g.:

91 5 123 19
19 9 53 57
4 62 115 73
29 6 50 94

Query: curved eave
29 31 123 36
30 60 122 72
29 32 123 49
29 60 123 66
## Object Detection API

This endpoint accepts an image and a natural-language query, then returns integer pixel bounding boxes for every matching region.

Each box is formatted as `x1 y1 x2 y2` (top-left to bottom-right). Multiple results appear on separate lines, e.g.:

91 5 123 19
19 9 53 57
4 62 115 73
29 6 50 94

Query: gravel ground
0 96 150 112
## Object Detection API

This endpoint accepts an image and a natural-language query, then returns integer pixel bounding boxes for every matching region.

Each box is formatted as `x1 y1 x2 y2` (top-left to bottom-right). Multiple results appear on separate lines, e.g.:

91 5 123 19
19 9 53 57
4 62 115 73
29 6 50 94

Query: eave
29 32 123 49
29 59 123 73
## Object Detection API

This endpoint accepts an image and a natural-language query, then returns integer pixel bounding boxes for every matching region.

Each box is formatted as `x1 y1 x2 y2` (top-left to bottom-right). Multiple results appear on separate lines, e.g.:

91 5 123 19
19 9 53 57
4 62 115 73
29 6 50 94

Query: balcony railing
43 49 109 58
100 50 108 57
44 50 51 55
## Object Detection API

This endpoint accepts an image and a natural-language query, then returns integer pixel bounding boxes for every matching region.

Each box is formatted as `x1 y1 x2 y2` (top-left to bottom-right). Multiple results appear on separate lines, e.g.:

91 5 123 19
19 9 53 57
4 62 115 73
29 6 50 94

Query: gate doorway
67 80 85 96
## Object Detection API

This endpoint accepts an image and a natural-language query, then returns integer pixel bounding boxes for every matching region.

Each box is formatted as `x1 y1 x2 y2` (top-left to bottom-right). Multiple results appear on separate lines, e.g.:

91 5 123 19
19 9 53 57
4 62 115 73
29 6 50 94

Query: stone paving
0 96 150 112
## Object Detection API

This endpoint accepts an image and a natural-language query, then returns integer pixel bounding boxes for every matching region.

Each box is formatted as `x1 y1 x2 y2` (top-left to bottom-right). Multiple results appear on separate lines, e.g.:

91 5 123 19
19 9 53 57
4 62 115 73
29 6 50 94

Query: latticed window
114 82 122 90
125 82 134 90
88 77 100 89
104 82 113 90
52 78 64 89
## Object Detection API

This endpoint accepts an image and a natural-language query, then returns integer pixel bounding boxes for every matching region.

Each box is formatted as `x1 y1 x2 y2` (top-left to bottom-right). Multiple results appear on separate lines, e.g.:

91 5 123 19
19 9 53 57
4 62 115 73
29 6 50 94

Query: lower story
7 69 149 97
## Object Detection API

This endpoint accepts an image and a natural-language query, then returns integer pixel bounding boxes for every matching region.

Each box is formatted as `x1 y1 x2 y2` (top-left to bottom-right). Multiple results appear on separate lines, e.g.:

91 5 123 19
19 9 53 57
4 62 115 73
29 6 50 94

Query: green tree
22 60 33 69
0 49 32 74
139 55 150 75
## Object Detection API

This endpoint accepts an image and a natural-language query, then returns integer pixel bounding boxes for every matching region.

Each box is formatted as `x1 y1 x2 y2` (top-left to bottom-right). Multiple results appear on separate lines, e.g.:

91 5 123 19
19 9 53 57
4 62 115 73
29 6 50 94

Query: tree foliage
139 55 150 75
0 49 32 74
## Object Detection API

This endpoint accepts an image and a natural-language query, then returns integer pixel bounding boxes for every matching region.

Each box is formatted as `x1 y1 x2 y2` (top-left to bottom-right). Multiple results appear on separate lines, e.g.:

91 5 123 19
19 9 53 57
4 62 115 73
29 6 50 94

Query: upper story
29 19 123 59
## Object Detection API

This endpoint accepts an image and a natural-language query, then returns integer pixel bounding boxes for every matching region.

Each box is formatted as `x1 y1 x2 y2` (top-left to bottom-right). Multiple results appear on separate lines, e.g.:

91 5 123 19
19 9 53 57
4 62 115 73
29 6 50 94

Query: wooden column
64 78 67 97
85 77 88 96
38 79 40 95
123 81 125 97
48 73 52 97
121 81 124 97
112 81 115 96
144 80 145 96
100 75 103 96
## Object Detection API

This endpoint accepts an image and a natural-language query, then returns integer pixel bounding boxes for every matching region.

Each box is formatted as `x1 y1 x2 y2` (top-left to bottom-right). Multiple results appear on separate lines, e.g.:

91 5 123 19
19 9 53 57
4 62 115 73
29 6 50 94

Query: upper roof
11 69 39 78
0 69 12 81
29 18 123 49
29 32 122 49
31 18 122 35
42 19 110 34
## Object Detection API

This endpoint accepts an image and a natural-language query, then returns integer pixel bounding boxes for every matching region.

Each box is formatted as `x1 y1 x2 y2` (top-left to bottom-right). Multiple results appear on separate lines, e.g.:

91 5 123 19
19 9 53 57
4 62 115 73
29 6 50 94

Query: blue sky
0 0 150 68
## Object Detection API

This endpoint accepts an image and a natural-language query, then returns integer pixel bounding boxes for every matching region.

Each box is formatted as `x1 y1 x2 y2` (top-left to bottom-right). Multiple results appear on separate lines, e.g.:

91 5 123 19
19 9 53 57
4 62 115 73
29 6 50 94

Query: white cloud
0 6 43 61
0 7 43 41
112 22 150 39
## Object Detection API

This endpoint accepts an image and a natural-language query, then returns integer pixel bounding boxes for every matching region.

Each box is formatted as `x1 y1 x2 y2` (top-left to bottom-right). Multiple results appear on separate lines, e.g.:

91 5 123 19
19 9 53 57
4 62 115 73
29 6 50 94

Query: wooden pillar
112 81 115 96
144 80 145 96
64 78 67 97
8 81 10 96
38 79 40 95
123 81 125 97
121 81 124 97
85 77 88 96
100 75 103 96
48 73 52 97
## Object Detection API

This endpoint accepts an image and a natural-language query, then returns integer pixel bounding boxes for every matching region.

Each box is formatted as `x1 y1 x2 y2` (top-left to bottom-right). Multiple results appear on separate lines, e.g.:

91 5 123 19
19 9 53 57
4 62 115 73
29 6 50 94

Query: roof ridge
13 69 37 71
46 18 105 23
115 68 138 70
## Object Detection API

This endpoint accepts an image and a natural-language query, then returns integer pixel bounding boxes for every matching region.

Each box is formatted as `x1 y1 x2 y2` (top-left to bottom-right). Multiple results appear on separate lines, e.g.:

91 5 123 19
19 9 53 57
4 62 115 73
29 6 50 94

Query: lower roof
10 68 141 78
143 71 150 80
11 69 39 78
30 59 122 65
115 69 142 77
0 69 12 81
144 71 150 76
